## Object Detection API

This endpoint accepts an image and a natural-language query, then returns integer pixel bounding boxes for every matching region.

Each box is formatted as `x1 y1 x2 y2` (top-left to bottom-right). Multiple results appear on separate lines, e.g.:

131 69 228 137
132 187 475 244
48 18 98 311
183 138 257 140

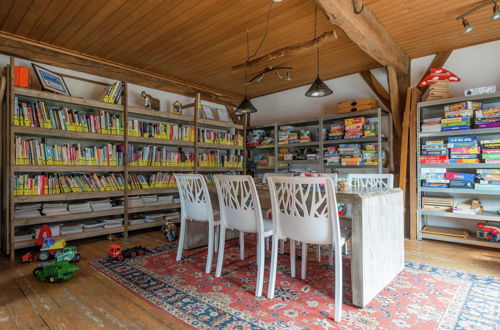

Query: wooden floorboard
0 230 499 329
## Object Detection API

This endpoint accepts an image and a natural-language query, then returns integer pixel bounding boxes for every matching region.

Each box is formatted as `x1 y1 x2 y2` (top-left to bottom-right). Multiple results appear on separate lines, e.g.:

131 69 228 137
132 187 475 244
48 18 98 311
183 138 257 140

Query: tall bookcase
248 108 393 176
416 92 500 249
2 58 245 259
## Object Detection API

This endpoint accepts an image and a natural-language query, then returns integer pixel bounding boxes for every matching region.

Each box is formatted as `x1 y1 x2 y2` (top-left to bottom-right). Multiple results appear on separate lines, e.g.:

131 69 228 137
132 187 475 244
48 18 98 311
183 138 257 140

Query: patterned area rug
90 240 499 329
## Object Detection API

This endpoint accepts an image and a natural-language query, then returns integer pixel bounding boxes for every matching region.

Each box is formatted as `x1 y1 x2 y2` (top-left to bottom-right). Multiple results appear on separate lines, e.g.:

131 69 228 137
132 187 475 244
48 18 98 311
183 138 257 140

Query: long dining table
208 184 404 308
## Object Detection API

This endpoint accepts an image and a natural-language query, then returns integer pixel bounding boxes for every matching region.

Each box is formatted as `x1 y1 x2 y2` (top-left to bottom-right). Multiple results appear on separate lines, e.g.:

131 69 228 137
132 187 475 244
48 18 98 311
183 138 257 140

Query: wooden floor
0 230 499 329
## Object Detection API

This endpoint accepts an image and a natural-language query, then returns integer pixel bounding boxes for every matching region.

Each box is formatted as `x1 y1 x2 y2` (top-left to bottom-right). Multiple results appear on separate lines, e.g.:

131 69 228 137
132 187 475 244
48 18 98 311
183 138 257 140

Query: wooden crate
337 97 379 113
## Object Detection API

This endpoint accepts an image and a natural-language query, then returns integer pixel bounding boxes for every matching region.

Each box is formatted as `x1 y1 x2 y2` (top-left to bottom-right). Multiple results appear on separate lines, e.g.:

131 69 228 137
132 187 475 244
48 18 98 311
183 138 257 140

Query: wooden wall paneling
416 50 453 95
12 0 53 37
36 0 87 43
408 88 421 240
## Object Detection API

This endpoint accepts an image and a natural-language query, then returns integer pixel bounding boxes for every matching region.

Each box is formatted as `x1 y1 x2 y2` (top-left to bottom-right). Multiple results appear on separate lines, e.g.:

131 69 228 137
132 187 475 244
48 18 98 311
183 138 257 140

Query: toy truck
38 237 67 261
55 246 81 263
33 260 79 283
108 244 146 261
477 223 500 242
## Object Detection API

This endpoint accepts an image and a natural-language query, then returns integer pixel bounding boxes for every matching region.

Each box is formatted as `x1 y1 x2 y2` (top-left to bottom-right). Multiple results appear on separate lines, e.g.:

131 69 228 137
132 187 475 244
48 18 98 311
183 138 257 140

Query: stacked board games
420 140 448 164
448 136 480 164
480 139 500 163
361 144 386 166
441 101 477 131
476 169 500 190
445 172 475 189
324 146 340 165
327 121 344 140
420 168 448 188
339 143 362 166
421 117 441 133
474 107 500 128
344 117 365 139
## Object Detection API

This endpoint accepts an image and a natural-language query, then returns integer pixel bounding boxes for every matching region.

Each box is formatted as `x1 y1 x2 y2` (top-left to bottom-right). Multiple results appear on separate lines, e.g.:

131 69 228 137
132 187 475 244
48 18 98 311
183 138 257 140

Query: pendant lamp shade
235 96 258 115
305 75 333 97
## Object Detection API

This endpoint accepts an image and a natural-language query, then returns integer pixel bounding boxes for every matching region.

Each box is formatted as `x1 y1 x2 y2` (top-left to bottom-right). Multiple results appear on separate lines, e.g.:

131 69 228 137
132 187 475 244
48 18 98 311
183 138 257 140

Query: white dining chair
174 174 219 274
346 173 394 189
267 176 348 322
214 174 273 297
262 172 294 184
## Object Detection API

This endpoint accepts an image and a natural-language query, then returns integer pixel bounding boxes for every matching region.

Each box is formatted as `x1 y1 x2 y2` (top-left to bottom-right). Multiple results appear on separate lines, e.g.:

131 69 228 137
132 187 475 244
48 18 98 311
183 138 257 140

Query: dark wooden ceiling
0 0 499 98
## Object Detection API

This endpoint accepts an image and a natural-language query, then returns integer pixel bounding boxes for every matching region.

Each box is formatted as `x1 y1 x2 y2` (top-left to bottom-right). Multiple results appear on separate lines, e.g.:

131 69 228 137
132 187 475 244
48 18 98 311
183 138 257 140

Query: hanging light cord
314 5 320 76
245 28 250 95
249 0 274 60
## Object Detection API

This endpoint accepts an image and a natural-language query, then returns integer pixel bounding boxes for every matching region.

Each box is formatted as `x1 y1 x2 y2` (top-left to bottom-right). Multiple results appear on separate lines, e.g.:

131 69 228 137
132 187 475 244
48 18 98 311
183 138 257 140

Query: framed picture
32 64 71 96
216 108 231 122
202 105 216 120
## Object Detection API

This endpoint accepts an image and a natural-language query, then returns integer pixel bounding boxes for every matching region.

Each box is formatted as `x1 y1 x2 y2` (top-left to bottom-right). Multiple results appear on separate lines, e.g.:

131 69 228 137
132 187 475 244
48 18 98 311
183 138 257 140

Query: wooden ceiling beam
314 0 409 74
0 32 241 107
359 70 391 110
416 50 453 94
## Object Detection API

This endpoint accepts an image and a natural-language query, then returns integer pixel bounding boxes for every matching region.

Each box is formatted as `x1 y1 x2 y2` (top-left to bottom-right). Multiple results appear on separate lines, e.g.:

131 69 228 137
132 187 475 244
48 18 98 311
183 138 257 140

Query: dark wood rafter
387 66 402 138
0 32 241 107
231 30 337 73
314 0 409 74
416 50 453 94
359 70 391 110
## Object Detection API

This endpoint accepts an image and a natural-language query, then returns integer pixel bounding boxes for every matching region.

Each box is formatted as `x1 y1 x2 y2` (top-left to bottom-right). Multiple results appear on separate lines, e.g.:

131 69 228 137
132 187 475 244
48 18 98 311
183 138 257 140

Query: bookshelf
247 108 393 178
416 92 500 249
3 57 246 258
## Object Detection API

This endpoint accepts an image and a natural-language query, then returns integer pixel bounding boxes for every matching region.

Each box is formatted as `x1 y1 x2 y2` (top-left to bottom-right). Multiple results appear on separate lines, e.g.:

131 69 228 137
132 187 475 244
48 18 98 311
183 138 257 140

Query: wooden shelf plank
197 142 243 150
128 203 180 214
128 135 194 147
14 165 124 172
197 118 243 129
420 187 500 195
14 208 125 227
420 163 500 169
277 142 319 147
128 188 178 195
128 106 193 122
14 226 125 249
14 190 125 203
196 167 243 172
420 127 500 138
419 209 500 222
323 136 387 145
128 218 180 231
14 126 124 142
128 166 193 172
14 87 124 111
421 233 500 249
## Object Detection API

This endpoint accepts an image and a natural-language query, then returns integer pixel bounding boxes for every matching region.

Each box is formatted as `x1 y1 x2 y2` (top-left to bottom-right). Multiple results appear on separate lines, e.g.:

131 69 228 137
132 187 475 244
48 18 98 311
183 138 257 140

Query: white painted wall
251 40 500 125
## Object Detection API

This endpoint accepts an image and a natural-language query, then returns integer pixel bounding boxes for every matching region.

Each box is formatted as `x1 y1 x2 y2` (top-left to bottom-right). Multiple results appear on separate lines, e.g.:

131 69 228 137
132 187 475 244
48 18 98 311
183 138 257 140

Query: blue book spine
447 142 478 148
441 126 471 132
422 150 448 156
448 136 477 143
450 154 479 159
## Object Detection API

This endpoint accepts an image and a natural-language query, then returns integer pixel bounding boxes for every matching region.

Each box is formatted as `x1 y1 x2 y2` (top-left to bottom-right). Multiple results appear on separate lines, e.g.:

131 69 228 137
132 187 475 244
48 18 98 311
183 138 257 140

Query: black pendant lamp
305 6 332 97
236 29 258 115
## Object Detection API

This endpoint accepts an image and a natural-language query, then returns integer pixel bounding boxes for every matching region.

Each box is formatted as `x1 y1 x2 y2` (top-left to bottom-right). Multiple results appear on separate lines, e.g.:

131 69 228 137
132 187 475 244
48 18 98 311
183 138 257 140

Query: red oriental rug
90 239 499 329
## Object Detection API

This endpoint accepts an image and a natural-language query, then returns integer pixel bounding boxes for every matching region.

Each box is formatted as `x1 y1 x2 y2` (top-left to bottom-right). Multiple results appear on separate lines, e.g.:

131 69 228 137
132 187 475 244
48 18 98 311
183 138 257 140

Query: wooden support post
408 88 421 240
387 66 402 138
359 70 391 111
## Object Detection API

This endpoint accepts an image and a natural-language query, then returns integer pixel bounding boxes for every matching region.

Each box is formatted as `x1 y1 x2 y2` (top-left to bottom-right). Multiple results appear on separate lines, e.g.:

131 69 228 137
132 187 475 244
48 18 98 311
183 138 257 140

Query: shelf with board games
3 57 246 259
416 92 500 249
246 107 393 179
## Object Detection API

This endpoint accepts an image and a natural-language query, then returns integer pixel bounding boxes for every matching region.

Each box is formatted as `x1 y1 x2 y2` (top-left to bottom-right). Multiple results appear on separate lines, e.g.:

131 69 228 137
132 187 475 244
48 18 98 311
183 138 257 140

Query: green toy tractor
33 260 79 283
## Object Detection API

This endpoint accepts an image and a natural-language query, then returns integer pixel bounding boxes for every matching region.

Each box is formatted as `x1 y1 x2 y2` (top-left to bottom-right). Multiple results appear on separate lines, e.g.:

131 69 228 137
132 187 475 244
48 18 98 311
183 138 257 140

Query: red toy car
108 244 146 261
21 251 38 263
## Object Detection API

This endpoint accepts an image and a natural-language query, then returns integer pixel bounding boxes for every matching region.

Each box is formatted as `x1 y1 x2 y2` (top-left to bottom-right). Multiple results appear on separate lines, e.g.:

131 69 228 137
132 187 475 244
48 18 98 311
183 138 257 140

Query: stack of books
128 196 145 208
60 223 83 235
445 172 475 189
14 227 36 241
422 196 453 211
324 146 340 166
129 216 145 225
82 221 105 231
476 169 500 190
420 140 448 164
363 119 378 137
42 203 69 216
15 203 41 218
421 118 441 133
344 117 365 139
90 199 113 211
128 173 175 190
361 144 385 166
328 122 344 140
278 126 294 144
420 168 448 188
158 195 174 204
448 136 479 164
143 213 166 223
103 218 123 228
339 143 362 166
103 81 124 104
68 201 92 214
475 107 500 128
440 116 471 132
165 211 180 220
35 224 61 237
480 139 500 163
142 195 158 204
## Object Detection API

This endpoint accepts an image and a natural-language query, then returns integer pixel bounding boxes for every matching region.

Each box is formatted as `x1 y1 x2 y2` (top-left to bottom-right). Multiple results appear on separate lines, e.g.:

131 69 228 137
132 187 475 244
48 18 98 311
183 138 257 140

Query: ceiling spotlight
492 1 500 19
462 18 475 33
272 0 283 2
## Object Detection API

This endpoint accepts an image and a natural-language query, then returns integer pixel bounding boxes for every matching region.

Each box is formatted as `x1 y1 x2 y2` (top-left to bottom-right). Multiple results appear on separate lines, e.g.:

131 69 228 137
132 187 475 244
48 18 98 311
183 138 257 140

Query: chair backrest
262 172 294 184
267 176 341 246
301 172 338 183
346 173 394 189
174 174 213 222
213 175 265 233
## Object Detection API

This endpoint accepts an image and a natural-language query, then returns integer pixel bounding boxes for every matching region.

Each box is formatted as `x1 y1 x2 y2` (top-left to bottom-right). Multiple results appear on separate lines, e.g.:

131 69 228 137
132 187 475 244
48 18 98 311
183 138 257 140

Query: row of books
128 120 195 141
420 168 500 190
324 143 387 166
14 199 120 217
15 99 124 135
421 101 500 133
326 117 379 140
14 173 126 196
420 136 500 164
128 145 194 167
197 152 244 168
103 81 124 104
198 128 243 146
128 173 177 189
15 137 124 166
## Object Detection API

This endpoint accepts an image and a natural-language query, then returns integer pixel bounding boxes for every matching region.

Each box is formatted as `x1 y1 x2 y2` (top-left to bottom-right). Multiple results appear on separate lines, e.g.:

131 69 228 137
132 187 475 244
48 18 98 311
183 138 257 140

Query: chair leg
176 218 187 261
334 244 343 322
267 234 279 299
301 242 307 280
290 239 296 278
265 236 270 251
214 225 219 253
239 231 245 260
205 223 215 274
215 225 226 278
328 246 334 266
279 239 285 255
316 244 321 262
255 234 265 297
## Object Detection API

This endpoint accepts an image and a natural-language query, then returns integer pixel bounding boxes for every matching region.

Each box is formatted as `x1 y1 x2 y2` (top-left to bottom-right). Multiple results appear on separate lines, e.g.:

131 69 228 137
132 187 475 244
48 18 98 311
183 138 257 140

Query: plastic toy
108 244 146 261
477 223 500 242
33 260 79 283
55 246 81 263
161 222 177 242
21 251 38 263
38 237 67 261
106 233 122 241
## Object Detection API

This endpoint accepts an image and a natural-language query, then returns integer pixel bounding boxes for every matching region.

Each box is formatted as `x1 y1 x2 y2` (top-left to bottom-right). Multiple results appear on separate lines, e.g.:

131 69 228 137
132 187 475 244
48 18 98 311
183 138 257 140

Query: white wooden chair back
267 176 341 246
262 172 294 184
174 174 213 222
346 174 394 189
214 175 264 233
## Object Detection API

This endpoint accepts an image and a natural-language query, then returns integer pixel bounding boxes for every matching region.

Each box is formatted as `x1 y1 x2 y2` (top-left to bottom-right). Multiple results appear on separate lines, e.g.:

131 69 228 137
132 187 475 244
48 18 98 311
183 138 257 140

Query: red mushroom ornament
419 67 461 101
